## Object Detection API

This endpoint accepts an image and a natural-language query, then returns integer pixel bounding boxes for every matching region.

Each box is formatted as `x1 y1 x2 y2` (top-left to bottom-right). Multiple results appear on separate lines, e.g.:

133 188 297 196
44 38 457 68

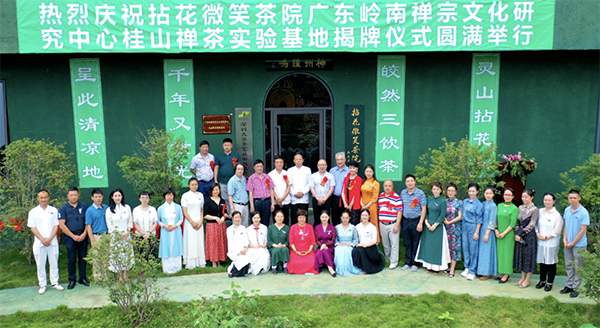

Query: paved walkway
0 269 593 316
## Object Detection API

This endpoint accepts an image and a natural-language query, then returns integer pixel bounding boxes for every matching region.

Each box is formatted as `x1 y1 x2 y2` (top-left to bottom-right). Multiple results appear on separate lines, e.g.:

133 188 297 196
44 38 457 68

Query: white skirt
246 247 271 275
415 226 451 271
537 244 559 265
162 256 182 274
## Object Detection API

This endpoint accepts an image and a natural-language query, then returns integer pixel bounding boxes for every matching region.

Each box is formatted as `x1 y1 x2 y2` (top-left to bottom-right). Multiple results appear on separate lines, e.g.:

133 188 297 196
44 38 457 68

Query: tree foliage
0 138 75 264
117 128 189 208
414 137 503 200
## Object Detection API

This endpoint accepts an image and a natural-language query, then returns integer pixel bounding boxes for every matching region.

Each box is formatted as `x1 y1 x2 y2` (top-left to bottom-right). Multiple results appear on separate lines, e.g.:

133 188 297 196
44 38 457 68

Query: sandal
448 273 455 278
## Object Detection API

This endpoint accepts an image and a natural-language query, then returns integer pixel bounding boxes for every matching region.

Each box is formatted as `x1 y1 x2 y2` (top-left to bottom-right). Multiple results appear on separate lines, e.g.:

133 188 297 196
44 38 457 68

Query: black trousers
254 198 272 226
539 263 557 284
312 197 332 226
64 232 88 282
330 195 343 226
290 203 309 226
401 217 421 267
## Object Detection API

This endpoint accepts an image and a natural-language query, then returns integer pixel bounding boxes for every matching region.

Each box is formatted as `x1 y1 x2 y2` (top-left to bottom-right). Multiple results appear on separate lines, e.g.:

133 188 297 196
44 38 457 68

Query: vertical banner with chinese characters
469 53 500 147
70 58 109 188
345 105 364 165
234 108 254 176
164 59 195 183
376 55 405 180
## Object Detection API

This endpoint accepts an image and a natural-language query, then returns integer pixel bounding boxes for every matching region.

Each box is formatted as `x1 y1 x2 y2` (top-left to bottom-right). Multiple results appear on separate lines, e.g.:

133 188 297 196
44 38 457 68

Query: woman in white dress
105 188 134 273
246 212 271 275
535 193 563 292
226 211 251 277
181 178 206 269
158 188 183 274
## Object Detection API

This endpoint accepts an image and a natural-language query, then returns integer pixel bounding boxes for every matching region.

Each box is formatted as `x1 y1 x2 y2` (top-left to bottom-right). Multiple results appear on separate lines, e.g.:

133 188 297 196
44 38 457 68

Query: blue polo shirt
329 165 349 196
400 188 427 219
58 201 88 232
563 204 590 248
227 175 249 204
85 203 108 234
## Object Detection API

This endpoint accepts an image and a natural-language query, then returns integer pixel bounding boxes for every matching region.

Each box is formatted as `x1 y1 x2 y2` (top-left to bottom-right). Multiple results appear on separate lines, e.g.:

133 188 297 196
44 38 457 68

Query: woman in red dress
287 209 319 275
341 161 363 225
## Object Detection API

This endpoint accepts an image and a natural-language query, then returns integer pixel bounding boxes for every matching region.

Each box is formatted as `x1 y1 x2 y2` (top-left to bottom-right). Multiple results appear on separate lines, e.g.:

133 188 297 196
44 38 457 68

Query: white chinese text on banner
469 53 500 147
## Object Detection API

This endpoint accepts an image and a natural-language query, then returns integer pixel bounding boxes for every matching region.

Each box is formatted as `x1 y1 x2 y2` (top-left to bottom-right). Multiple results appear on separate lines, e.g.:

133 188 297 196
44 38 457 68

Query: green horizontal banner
18 0 555 53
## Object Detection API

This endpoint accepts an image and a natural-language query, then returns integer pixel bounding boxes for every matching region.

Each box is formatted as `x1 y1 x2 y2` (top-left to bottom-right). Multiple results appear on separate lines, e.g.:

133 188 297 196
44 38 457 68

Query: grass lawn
0 292 597 328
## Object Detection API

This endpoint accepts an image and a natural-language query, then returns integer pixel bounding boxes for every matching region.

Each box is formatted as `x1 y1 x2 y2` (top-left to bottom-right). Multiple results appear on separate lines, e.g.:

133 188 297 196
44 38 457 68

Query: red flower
348 180 356 191
210 161 215 170
320 176 328 186
0 220 4 232
232 157 238 166
283 175 290 184
9 217 25 232
265 179 271 189
410 198 420 209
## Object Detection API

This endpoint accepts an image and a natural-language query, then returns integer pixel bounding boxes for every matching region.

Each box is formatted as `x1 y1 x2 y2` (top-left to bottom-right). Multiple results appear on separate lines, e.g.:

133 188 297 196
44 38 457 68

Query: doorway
263 73 333 173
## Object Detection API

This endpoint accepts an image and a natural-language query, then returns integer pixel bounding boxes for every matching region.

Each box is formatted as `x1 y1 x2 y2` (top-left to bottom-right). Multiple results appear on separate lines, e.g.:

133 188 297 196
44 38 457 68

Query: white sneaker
410 265 419 272
38 286 46 295
400 264 410 271
52 284 65 291
461 269 469 277
467 273 475 281
389 263 398 270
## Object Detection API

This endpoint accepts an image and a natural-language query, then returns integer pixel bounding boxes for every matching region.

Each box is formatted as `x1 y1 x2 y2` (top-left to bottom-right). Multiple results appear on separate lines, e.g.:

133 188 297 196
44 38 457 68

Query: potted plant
497 152 537 206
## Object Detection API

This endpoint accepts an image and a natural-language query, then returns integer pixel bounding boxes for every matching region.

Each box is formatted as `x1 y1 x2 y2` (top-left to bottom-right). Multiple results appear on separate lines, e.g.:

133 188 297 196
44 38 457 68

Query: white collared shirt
287 165 312 204
268 169 292 205
27 205 59 248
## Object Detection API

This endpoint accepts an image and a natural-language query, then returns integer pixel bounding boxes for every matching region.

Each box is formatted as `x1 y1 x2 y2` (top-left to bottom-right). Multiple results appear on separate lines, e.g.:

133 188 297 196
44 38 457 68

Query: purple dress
445 197 463 261
314 223 337 271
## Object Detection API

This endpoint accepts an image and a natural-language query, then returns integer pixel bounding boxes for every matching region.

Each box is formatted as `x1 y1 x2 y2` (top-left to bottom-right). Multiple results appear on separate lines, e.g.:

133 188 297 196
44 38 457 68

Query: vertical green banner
469 53 500 147
164 59 196 183
70 58 109 188
345 104 364 165
376 55 405 180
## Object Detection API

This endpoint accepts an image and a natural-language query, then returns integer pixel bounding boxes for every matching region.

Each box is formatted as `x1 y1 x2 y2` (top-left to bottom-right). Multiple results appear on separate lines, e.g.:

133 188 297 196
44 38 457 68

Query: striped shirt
378 191 403 223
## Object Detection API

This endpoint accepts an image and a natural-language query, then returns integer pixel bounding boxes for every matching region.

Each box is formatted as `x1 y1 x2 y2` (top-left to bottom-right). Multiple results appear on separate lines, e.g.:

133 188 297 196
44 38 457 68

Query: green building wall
1 50 598 206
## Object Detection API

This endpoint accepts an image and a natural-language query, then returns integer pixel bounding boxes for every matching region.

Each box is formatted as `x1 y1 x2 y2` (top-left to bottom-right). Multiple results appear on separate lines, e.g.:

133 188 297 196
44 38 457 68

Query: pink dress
287 223 319 275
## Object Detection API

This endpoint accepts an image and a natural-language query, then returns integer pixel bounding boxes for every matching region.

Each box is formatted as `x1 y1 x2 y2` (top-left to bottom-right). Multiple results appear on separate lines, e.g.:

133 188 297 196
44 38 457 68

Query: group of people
27 142 590 299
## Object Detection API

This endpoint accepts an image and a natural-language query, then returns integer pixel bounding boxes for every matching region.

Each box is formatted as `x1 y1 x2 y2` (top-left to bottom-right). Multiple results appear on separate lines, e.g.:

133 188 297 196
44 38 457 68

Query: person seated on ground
226 211 250 278
314 210 337 277
334 210 362 276
267 210 290 274
352 209 384 274
287 209 319 275
158 188 183 274
246 212 271 275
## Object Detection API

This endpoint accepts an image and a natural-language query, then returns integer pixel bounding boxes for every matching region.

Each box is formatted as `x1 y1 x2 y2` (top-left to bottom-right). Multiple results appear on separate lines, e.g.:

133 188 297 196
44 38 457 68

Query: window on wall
0 80 7 150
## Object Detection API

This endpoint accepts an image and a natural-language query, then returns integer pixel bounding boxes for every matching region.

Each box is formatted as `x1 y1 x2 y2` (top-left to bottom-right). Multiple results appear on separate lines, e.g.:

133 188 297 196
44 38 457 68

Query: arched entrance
263 73 333 173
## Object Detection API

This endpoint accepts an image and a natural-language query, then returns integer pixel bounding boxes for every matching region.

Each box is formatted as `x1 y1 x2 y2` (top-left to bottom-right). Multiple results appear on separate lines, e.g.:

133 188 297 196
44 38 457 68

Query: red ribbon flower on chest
410 198 419 209
320 176 328 186
232 157 238 166
283 175 290 184
210 161 215 170
348 179 356 191
265 179 271 189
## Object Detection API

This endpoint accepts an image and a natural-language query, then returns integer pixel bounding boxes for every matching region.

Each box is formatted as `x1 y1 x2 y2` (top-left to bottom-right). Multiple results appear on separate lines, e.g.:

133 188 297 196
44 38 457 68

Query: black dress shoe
544 284 553 292
570 290 579 298
498 277 509 284
535 281 546 289
495 276 502 281
67 281 76 290
559 287 572 294
79 278 90 287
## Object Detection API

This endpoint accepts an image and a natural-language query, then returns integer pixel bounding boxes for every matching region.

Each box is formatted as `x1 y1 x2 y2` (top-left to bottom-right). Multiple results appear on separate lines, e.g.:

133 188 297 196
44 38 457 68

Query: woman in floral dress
444 183 462 278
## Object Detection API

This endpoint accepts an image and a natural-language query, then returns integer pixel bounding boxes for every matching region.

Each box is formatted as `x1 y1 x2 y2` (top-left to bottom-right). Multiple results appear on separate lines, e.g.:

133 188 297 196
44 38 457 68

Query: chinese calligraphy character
178 165 194 179
476 86 493 99
79 117 100 131
463 1 483 22
386 26 406 47
437 1 458 22
81 141 102 155
176 4 198 25
77 93 98 107
379 136 400 150
309 3 329 24
386 3 407 24
229 3 250 25
411 2 432 24
476 62 496 75
360 3 380 24
411 26 432 47
168 68 190 82
473 109 494 123
462 25 483 46
381 64 401 78
308 27 329 48
360 26 381 48
283 4 303 25
171 117 191 131
255 3 277 25
351 108 360 116
437 26 456 46
67 4 89 25
487 25 508 45
514 2 535 22
473 132 492 146
95 4 117 26
150 28 170 49
41 28 64 49
169 93 191 107
96 28 117 49
488 1 509 22
334 3 355 24
177 28 199 49
82 166 104 179
203 28 225 49
256 28 277 49
512 25 533 46
379 113 401 126
282 27 303 48
380 89 401 102
379 160 399 173
75 67 96 82
121 4 143 26
202 4 224 25
334 27 354 48
123 28 145 49
40 3 62 25
69 28 90 50
149 4 170 26
230 28 251 49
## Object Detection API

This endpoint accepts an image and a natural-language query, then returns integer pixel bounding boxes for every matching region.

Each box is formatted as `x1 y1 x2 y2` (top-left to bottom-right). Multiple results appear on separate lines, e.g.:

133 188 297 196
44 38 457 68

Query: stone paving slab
0 269 593 316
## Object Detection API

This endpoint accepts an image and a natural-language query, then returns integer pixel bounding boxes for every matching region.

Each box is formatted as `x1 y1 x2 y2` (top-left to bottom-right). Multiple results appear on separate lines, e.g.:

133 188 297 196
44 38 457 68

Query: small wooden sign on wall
202 115 231 134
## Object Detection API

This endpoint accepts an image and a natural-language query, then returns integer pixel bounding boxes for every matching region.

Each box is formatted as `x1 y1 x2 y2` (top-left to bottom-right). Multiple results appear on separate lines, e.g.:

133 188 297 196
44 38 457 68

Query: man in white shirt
310 159 335 226
268 155 291 225
287 153 311 226
27 189 64 294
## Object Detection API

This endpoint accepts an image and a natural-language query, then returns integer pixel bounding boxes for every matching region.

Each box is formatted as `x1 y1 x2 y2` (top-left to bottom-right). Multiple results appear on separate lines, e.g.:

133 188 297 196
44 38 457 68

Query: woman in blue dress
158 188 184 274
477 185 498 280
334 210 361 276
461 183 484 281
